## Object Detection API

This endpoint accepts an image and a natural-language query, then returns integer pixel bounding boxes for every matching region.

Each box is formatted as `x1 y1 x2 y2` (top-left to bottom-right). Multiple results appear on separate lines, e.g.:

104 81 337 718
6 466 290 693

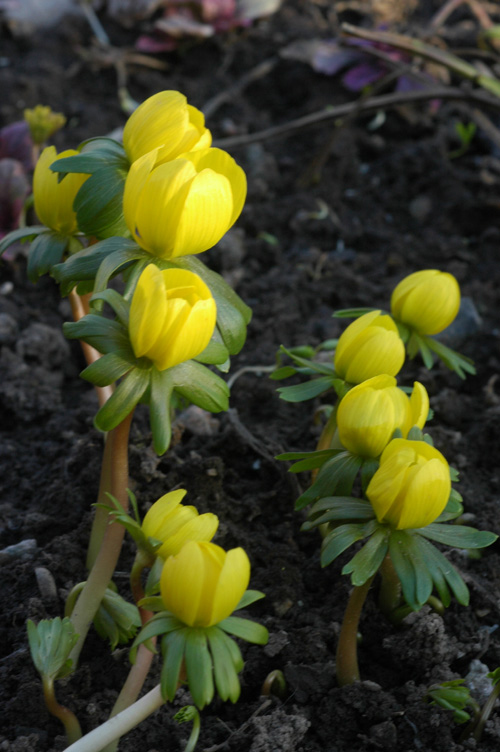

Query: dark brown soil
1 2 500 751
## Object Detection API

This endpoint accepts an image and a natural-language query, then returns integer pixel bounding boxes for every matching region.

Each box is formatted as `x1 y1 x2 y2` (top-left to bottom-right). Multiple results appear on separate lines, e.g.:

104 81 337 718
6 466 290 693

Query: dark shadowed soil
1 1 500 750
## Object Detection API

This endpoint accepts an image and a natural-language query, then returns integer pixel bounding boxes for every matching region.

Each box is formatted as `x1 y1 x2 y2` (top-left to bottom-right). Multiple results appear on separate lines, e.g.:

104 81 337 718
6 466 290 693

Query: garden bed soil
1 1 500 750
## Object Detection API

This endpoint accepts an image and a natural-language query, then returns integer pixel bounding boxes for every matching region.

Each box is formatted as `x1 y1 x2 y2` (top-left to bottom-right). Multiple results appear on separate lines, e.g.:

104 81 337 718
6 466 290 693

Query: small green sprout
427 679 480 724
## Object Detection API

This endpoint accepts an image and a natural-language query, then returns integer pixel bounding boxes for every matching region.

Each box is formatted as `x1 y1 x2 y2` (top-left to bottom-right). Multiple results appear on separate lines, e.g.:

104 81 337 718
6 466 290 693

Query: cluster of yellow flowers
32 90 247 373
330 269 460 530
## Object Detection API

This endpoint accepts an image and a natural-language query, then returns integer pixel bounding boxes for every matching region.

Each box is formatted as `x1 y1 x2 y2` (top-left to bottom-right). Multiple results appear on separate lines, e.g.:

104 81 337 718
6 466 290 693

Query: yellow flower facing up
33 146 88 234
160 541 250 627
334 310 405 385
123 90 212 165
123 146 247 260
129 264 217 371
391 269 460 336
24 105 66 145
366 438 451 530
336 375 429 458
142 489 219 559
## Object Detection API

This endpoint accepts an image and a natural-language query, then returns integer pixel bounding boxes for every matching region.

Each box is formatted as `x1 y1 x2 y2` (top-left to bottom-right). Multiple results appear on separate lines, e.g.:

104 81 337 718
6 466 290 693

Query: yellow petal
409 381 429 431
334 311 382 377
157 513 219 559
343 329 405 383
123 148 159 242
209 547 251 626
395 459 450 529
337 389 395 458
391 270 439 319
366 452 413 522
129 264 168 358
194 542 226 627
156 298 217 370
33 146 88 234
142 489 188 540
160 541 206 626
123 90 189 163
171 169 234 258
183 148 247 226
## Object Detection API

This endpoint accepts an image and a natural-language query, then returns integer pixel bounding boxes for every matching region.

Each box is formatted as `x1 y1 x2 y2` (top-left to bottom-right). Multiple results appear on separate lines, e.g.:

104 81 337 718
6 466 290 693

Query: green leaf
132 613 183 651
360 458 379 491
27 617 79 681
94 247 151 301
27 232 69 282
434 493 463 522
219 630 244 672
74 168 128 238
52 238 142 293
276 448 336 463
404 534 434 607
279 345 336 376
277 376 333 403
304 497 375 529
80 352 133 387
207 627 241 702
219 616 269 645
0 225 47 257
195 330 230 366
333 307 376 318
269 366 297 380
149 368 174 455
388 531 420 611
90 288 130 327
63 315 131 356
185 629 214 709
161 628 188 701
342 527 389 586
417 536 469 606
287 450 339 473
321 520 377 567
296 452 362 510
418 524 498 549
52 138 129 174
235 590 266 610
171 361 229 413
94 368 150 431
424 337 476 379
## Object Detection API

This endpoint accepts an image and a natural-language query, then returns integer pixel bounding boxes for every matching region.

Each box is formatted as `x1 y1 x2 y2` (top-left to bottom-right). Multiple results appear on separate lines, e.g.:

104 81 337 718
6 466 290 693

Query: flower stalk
336 575 375 686
42 677 82 744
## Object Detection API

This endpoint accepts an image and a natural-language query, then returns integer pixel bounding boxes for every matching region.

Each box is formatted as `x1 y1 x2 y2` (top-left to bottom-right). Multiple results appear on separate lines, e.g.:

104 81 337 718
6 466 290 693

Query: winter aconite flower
336 375 429 458
366 438 451 529
391 269 460 336
129 264 216 371
334 310 405 384
142 489 219 559
123 146 246 260
160 541 250 627
123 90 211 165
33 146 88 234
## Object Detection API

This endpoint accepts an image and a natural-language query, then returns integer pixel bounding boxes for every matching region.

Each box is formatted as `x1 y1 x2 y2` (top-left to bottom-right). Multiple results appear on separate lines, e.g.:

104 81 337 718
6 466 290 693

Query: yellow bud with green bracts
129 264 216 371
160 541 250 627
123 146 246 260
24 105 66 145
142 489 219 559
33 146 88 234
366 438 451 530
337 375 429 458
391 269 460 336
123 90 212 165
334 310 405 384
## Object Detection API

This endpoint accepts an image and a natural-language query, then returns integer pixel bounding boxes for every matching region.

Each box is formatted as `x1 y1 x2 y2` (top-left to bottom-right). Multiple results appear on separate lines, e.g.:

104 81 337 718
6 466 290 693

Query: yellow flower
366 438 451 529
336 375 429 458
142 489 219 559
160 541 250 627
129 264 216 371
33 146 88 234
24 105 66 145
123 90 212 165
334 311 405 384
391 269 460 336
123 146 247 260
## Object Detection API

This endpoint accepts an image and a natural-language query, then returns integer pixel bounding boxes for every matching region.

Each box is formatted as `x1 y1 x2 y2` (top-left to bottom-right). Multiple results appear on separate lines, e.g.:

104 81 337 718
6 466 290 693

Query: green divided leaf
63 315 131 356
218 616 269 645
149 368 174 456
333 307 376 318
418 523 498 549
304 496 375 529
94 367 150 431
52 237 142 293
0 225 47 257
80 352 133 387
417 536 469 606
207 627 241 703
424 336 476 379
161 629 188 701
185 629 214 709
27 232 69 282
277 376 334 402
296 452 362 510
171 360 229 413
235 590 266 610
321 520 377 568
342 527 389 586
93 246 151 301
27 617 79 681
132 613 183 652
90 288 130 327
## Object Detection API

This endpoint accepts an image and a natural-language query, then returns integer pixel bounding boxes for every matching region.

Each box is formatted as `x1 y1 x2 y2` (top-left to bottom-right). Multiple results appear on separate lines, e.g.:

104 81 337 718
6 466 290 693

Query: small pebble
35 567 58 602
0 538 37 563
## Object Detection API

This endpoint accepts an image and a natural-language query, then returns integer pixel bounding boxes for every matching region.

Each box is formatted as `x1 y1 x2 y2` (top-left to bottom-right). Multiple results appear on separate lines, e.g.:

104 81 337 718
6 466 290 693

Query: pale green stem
64 684 165 752
69 412 134 668
378 554 402 616
336 576 375 687
86 427 115 570
42 678 82 744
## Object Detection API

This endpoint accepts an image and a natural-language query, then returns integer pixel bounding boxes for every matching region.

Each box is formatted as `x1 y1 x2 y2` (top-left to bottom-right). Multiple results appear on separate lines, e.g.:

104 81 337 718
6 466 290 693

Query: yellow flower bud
366 438 451 529
123 90 212 165
160 541 250 627
33 146 88 234
334 311 405 384
142 489 219 559
24 105 66 145
123 146 246 260
337 375 429 458
129 264 217 371
391 269 460 336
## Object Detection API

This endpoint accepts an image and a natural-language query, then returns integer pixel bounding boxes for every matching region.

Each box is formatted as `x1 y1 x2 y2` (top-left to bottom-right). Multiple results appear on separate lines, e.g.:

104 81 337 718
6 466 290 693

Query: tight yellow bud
24 105 66 145
123 90 211 165
33 146 88 234
337 375 429 458
366 438 451 529
129 264 216 371
142 489 219 559
391 269 460 335
160 541 250 627
334 311 405 384
123 146 246 260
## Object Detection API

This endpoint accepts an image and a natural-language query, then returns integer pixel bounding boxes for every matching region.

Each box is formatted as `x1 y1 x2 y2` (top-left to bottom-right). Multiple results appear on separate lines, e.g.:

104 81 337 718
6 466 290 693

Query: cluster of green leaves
427 679 478 724
133 591 268 708
65 581 140 650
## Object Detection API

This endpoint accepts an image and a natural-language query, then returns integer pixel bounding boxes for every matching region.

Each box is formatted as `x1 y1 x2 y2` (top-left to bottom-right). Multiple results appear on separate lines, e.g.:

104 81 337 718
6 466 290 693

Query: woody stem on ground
336 575 375 687
68 411 134 669
68 288 114 409
43 678 82 745
64 684 166 752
